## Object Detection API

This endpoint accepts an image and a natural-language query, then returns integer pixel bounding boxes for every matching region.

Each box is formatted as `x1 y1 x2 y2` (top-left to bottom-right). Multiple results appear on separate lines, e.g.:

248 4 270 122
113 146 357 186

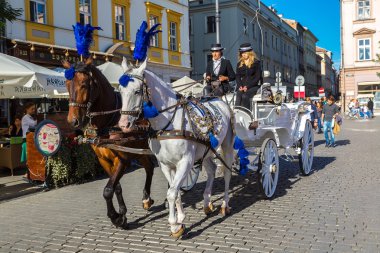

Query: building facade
303 28 318 96
316 46 336 96
189 0 299 98
5 0 190 82
340 0 380 110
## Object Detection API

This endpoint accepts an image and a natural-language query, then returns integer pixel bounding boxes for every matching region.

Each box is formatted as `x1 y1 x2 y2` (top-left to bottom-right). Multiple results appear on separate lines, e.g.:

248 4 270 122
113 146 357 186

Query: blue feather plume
73 23 102 57
143 101 159 118
233 136 244 150
208 132 219 149
233 135 250 175
133 21 161 61
237 148 249 158
119 74 134 87
64 67 75 80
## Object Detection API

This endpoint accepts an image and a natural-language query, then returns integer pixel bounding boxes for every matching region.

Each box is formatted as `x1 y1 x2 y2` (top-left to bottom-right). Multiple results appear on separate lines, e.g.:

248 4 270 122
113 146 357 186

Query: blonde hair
238 51 257 68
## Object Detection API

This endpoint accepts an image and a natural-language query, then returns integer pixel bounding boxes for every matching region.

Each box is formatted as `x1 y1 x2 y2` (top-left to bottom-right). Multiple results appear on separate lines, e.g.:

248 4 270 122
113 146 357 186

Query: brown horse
63 58 155 228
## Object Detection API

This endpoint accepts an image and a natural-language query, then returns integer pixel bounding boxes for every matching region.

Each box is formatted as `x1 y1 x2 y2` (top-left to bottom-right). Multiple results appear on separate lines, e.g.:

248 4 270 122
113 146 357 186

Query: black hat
239 43 253 52
210 43 224 51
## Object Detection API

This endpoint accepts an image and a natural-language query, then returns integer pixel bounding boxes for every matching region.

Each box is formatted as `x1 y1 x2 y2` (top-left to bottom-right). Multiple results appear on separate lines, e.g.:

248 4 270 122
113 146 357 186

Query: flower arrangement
46 135 103 187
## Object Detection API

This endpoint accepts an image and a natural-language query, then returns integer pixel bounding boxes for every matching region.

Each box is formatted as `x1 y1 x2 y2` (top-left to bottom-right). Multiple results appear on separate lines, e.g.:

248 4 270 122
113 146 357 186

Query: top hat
239 43 253 52
210 43 225 51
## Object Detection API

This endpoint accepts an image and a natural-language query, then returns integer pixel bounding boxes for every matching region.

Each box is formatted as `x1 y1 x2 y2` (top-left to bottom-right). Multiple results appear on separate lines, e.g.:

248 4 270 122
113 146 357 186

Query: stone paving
0 117 379 252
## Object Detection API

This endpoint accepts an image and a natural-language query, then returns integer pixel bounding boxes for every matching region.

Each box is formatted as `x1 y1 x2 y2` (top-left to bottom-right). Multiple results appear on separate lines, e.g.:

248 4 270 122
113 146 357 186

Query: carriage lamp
65 49 69 57
92 53 97 59
49 47 54 54
29 44 35 51
105 55 109 61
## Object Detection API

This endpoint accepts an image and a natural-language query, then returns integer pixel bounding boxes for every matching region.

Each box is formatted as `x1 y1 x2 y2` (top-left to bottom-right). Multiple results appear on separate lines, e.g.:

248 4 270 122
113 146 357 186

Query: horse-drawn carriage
180 73 315 198
63 21 315 237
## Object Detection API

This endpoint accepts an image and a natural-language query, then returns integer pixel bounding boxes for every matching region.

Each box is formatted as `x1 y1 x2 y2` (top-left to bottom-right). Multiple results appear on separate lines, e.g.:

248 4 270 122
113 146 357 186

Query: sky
261 0 341 69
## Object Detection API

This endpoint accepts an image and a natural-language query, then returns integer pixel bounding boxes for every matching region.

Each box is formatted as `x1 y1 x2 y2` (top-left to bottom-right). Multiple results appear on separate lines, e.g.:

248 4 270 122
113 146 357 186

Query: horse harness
124 73 239 172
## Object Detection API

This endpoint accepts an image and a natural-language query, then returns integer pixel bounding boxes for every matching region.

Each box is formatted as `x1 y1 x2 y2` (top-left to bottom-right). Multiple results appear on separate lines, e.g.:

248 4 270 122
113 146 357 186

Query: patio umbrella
97 61 124 87
0 53 67 98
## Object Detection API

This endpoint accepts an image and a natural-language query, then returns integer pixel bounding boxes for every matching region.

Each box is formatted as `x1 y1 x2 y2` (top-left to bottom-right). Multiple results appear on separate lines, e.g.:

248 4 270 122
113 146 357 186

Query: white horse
118 59 234 237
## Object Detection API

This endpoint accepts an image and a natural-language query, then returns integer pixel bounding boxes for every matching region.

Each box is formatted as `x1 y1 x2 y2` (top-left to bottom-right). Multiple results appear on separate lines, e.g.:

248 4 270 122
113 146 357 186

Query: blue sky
261 0 341 69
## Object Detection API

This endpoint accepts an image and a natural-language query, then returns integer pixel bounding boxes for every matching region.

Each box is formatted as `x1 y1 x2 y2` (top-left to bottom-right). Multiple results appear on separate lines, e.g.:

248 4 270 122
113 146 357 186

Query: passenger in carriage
235 43 262 110
204 43 236 96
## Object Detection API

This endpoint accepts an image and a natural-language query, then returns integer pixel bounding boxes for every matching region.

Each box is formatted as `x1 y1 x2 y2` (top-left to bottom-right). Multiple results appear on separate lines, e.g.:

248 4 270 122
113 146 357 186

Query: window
79 0 91 25
30 0 46 24
358 0 370 20
252 23 256 39
169 22 177 51
272 35 274 48
264 31 268 46
243 17 247 35
276 37 278 50
358 38 371 60
149 15 159 47
206 16 216 33
115 5 125 40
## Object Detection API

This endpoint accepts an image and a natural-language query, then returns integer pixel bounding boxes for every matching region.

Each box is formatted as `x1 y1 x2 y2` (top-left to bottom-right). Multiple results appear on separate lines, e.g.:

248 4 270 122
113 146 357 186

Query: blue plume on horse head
64 67 75 80
73 23 102 57
133 21 161 61
119 74 134 87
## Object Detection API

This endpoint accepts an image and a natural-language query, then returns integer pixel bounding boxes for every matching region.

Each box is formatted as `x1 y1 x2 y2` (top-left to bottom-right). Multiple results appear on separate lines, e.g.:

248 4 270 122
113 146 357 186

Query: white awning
0 53 67 98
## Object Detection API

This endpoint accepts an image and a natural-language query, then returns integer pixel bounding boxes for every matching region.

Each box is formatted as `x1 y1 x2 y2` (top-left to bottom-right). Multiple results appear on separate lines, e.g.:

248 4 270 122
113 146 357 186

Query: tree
0 0 22 28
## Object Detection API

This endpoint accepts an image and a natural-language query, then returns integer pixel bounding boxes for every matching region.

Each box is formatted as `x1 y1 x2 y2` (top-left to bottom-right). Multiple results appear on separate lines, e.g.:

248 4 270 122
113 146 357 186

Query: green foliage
47 142 72 187
47 137 103 188
0 0 23 28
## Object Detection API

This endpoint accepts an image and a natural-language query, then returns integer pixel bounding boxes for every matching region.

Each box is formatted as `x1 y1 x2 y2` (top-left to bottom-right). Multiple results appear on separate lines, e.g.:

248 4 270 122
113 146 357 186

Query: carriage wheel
298 120 314 176
258 138 279 199
180 164 201 192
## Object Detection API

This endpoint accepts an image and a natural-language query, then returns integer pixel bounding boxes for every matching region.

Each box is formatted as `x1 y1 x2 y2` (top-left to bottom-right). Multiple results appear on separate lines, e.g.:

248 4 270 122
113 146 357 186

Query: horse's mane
88 64 114 92
144 70 177 99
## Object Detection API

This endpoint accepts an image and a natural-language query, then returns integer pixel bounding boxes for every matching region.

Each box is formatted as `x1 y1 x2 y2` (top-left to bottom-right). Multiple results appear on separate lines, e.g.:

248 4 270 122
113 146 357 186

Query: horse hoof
112 215 128 229
170 224 186 239
143 198 154 210
203 203 215 215
220 206 231 216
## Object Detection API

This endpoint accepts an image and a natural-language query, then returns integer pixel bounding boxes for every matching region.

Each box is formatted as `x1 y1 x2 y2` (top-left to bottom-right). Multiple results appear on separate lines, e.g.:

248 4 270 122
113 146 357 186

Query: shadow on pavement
121 155 336 236
0 168 43 202
314 139 351 147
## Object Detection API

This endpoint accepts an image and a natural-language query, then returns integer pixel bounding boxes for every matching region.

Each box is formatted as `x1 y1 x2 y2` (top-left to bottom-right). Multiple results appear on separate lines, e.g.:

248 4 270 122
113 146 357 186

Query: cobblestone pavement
0 117 379 253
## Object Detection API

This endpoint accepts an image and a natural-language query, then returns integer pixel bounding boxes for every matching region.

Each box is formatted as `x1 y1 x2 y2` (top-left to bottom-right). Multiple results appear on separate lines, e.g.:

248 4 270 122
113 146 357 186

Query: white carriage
181 74 315 199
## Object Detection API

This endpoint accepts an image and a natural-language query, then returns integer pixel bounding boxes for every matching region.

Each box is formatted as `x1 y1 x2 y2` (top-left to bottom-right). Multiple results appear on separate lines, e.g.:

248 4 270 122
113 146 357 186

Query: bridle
120 73 149 119
68 66 121 125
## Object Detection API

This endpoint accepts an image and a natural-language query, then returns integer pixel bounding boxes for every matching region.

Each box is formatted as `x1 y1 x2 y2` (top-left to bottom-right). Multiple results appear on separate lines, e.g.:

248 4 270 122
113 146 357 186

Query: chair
0 142 25 175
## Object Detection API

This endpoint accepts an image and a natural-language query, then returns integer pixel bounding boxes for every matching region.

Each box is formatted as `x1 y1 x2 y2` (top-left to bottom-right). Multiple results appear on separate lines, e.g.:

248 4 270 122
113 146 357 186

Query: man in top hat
204 43 235 96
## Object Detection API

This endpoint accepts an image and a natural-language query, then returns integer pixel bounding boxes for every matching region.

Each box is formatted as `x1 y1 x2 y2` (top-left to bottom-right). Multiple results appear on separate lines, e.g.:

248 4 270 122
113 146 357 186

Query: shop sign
34 120 62 156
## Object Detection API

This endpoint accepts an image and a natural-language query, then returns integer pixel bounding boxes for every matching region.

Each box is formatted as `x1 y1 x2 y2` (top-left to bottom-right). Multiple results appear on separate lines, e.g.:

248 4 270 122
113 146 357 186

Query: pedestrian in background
204 43 235 96
321 96 340 147
316 101 323 133
305 97 318 130
235 43 262 110
367 98 374 118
